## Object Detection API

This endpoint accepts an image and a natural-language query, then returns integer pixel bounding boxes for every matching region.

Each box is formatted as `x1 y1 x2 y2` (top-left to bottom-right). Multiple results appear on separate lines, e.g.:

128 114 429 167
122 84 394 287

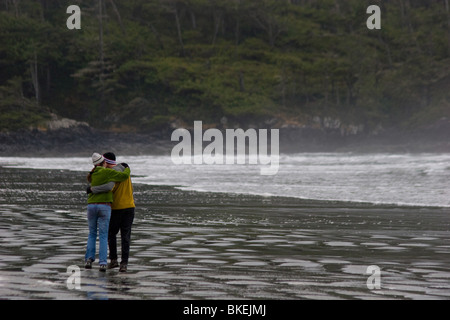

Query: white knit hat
92 153 105 166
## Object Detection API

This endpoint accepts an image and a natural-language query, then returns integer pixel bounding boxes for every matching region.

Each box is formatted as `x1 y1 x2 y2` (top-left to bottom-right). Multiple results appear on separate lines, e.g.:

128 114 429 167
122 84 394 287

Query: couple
84 152 135 272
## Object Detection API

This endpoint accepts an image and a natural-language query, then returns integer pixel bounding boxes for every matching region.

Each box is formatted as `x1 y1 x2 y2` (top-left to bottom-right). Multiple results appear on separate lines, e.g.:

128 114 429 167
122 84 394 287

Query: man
89 152 135 272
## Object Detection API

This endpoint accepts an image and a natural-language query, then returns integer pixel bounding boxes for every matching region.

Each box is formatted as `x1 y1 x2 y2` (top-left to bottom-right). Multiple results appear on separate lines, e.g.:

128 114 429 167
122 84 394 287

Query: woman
84 153 131 272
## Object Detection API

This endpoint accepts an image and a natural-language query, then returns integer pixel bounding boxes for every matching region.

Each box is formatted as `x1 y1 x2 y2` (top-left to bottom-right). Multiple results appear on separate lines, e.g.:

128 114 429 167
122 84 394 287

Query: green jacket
87 166 131 204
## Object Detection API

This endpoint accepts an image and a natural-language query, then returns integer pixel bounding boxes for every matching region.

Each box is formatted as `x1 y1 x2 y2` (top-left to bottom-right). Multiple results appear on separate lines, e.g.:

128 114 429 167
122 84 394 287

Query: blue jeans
85 204 111 265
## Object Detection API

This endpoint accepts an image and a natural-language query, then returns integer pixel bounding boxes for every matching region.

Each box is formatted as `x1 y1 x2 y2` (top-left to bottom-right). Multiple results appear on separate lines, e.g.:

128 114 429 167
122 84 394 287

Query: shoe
108 259 119 269
85 259 93 269
119 263 127 273
99 264 107 272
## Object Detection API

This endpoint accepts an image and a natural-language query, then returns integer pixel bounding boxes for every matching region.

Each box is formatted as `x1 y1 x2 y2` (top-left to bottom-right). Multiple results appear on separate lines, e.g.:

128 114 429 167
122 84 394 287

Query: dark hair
103 152 116 161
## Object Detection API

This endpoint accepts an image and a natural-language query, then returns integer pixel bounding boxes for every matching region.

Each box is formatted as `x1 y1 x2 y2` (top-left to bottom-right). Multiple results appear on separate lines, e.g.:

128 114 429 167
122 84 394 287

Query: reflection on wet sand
0 167 449 300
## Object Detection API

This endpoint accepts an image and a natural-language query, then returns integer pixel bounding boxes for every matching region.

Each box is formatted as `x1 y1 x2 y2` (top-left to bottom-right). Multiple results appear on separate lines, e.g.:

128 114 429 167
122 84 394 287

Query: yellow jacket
90 164 135 210
111 174 135 210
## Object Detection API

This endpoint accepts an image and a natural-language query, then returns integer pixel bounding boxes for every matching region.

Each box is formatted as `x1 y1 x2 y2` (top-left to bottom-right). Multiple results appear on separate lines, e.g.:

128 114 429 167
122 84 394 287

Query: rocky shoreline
0 126 170 157
0 117 449 157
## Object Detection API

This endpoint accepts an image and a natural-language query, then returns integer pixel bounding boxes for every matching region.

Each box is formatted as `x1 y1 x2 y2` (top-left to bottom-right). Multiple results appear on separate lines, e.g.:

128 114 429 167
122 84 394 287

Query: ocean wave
1 153 449 208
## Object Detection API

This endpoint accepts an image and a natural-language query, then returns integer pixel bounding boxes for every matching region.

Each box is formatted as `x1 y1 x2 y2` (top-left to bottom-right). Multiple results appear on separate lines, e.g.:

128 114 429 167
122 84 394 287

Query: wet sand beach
0 167 449 300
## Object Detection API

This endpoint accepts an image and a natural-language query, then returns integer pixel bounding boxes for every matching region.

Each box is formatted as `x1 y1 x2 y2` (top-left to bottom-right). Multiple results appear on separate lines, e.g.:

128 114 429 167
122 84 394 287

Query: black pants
108 207 135 264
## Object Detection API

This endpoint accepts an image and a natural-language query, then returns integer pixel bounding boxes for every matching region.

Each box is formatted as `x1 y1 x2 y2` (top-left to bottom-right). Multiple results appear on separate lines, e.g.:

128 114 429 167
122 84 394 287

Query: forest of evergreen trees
0 0 449 133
